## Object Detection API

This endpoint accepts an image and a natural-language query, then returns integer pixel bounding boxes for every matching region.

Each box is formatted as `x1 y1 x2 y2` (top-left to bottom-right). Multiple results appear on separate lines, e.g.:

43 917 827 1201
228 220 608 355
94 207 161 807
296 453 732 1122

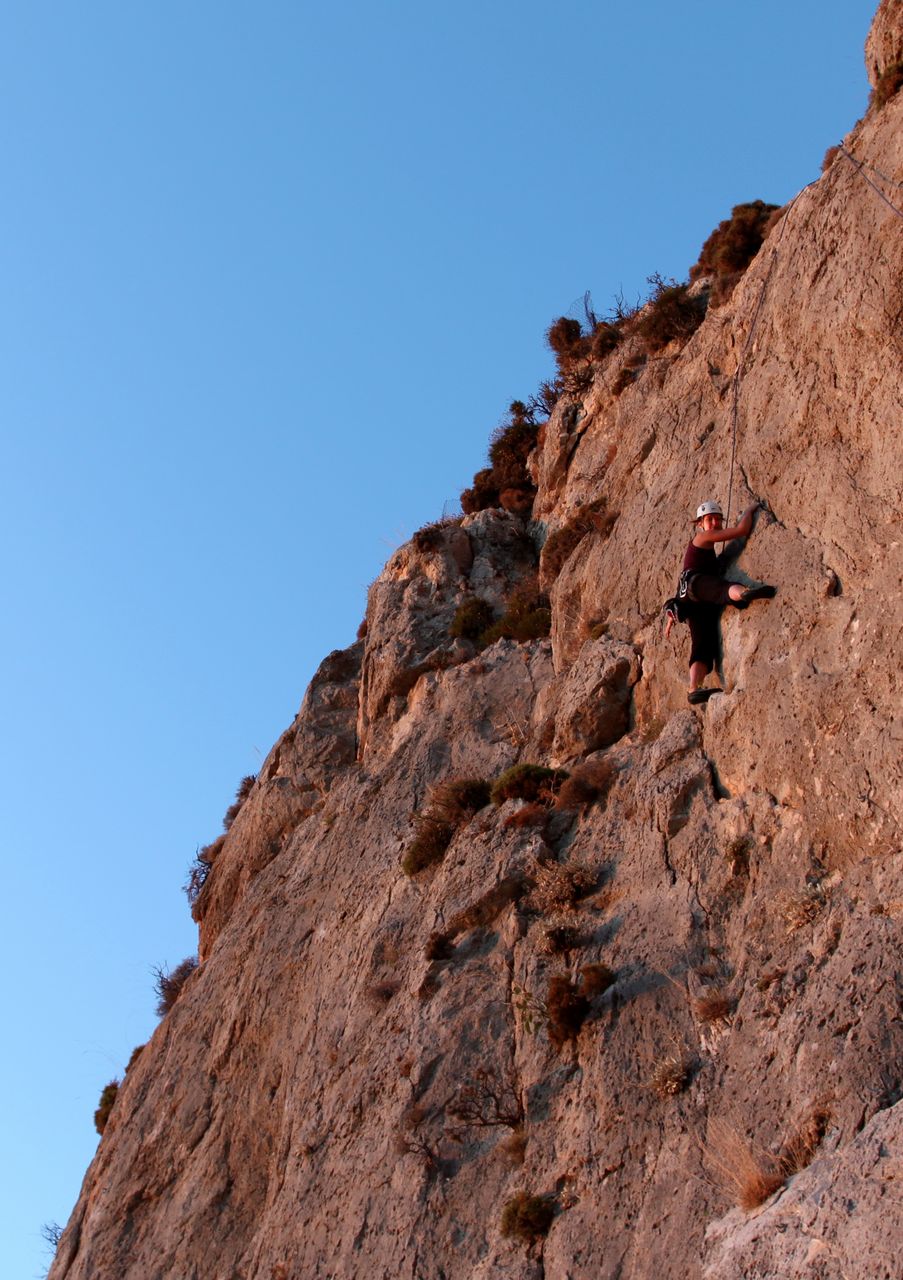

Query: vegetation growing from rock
490 763 568 805
449 596 496 642
872 59 903 108
500 1191 556 1242
540 501 615 583
690 199 781 305
427 777 491 824
153 957 198 1017
460 401 539 515
400 815 456 876
546 973 590 1049
478 576 551 646
94 1080 120 1135
635 273 707 351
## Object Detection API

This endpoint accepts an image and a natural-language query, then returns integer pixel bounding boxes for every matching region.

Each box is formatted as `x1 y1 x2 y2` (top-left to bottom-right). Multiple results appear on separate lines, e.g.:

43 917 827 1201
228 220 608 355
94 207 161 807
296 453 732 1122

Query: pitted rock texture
52 7 903 1279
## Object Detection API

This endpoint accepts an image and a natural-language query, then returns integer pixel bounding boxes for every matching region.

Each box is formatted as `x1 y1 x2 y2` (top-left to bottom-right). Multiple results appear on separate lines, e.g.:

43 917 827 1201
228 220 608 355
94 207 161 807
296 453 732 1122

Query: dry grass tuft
692 985 734 1025
504 801 550 830
649 1051 691 1098
704 1120 784 1210
780 883 825 933
778 1107 830 1178
524 861 597 915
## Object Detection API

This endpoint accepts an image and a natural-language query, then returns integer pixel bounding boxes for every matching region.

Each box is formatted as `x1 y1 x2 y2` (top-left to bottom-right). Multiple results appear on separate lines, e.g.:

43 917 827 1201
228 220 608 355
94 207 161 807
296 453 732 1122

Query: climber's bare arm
694 503 759 547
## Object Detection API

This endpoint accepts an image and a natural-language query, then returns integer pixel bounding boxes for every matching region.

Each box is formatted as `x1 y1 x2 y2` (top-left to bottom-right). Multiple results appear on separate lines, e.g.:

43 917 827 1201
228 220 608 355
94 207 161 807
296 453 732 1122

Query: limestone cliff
51 5 903 1278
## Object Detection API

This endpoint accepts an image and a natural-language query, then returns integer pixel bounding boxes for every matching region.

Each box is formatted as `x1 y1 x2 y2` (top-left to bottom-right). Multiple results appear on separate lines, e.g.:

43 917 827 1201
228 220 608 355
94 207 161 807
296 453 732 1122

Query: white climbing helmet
694 500 724 522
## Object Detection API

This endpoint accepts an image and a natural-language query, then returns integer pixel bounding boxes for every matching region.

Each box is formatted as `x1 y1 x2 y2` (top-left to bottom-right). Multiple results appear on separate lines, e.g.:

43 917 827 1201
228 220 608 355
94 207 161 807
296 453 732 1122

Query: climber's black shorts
686 603 721 671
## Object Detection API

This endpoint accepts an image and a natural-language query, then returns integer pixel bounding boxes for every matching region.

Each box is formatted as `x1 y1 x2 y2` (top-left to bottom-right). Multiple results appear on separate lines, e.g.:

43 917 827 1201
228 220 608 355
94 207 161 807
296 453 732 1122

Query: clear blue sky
1 2 877 1274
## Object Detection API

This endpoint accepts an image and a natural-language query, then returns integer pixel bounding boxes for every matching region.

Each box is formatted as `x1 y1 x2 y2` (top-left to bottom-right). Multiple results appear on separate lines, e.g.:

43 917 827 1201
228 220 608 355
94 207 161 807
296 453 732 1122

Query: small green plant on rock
491 764 569 806
94 1080 120 1135
500 1191 556 1243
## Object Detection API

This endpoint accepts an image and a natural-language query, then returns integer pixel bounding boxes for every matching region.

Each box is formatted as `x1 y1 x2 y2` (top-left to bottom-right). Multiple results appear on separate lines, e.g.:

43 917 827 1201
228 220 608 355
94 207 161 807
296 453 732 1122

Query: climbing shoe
688 688 722 705
739 584 777 605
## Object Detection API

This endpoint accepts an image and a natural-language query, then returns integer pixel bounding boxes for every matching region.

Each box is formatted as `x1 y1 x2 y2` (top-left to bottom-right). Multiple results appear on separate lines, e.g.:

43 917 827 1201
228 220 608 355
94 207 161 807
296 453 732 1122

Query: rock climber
664 499 776 704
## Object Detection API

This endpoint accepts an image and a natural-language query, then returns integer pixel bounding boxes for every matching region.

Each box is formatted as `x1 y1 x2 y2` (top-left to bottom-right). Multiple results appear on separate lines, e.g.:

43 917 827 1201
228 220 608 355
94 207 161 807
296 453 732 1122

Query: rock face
51 9 903 1279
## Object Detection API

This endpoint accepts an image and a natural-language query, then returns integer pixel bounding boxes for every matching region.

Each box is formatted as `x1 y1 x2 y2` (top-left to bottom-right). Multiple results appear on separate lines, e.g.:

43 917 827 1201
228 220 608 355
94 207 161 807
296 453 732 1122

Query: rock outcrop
51 7 903 1278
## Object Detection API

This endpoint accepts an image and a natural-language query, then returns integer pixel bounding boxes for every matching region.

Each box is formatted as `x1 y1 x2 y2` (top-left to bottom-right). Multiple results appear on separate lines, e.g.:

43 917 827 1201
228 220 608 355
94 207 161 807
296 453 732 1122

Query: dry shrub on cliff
540 502 615 582
872 60 903 108
500 1191 556 1242
636 274 707 352
428 778 491 825
153 956 198 1017
691 200 780 281
580 962 615 998
94 1080 120 1135
547 316 591 369
479 576 551 646
704 1120 785 1210
523 861 596 914
449 596 496 643
537 918 584 955
125 1044 145 1072
555 757 617 811
461 402 538 515
224 774 257 831
546 974 590 1049
424 930 454 960
412 515 463 553
491 764 569 806
400 815 455 876
448 1067 523 1129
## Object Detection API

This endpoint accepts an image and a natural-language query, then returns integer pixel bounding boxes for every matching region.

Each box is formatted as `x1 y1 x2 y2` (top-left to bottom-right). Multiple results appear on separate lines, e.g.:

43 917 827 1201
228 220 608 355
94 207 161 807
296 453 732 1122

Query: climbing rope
837 142 903 221
725 181 815 522
725 142 902 520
